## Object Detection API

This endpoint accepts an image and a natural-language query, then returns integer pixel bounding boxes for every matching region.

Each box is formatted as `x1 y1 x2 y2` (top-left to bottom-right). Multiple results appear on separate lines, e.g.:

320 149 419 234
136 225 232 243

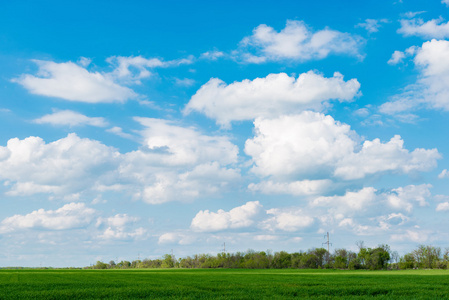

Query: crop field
0 269 448 299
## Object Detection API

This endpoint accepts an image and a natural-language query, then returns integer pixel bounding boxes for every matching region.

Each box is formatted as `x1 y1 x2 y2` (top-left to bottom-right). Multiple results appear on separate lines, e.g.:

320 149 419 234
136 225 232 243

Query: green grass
0 269 448 299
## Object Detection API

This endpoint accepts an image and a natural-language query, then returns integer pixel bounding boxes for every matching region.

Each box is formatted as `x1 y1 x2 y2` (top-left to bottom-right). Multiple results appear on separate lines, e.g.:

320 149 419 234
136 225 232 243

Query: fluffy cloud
398 18 449 39
387 51 406 65
436 202 449 211
106 55 194 84
158 232 195 245
381 40 449 115
191 201 263 232
261 208 314 232
0 203 95 233
13 55 194 103
0 133 119 196
390 230 429 243
13 60 137 103
248 179 332 196
121 118 240 204
245 112 440 181
97 214 146 240
185 72 360 126
238 20 363 63
34 110 108 127
385 184 431 212
311 187 377 212
200 50 225 60
133 117 238 166
356 19 389 33
0 117 240 204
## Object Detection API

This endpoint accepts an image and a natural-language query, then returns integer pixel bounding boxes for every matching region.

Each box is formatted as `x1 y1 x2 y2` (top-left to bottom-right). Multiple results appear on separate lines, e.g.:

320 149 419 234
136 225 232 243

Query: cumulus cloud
261 208 314 232
244 112 440 181
398 17 449 39
34 110 108 127
185 71 360 127
436 202 449 211
388 51 406 65
106 55 194 84
13 55 194 103
238 20 363 63
96 214 146 240
390 230 429 243
0 117 240 204
438 169 449 179
356 19 389 33
13 60 137 103
0 203 95 233
381 40 449 115
200 50 225 60
158 232 195 245
385 184 431 212
248 179 332 196
191 201 263 232
0 133 119 196
312 187 377 212
120 118 240 204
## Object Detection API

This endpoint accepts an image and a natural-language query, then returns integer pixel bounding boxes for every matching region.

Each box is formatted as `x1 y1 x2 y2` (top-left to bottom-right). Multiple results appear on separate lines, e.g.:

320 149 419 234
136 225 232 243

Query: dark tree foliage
88 244 449 270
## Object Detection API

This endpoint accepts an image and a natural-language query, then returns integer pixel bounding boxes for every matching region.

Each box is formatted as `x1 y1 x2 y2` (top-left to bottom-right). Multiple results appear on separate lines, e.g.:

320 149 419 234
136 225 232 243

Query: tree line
88 244 449 270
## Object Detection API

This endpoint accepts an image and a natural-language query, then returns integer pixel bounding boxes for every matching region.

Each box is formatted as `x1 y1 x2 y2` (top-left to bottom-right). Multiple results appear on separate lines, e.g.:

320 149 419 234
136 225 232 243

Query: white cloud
402 11 426 19
436 202 449 211
13 60 137 103
438 169 449 179
311 187 377 212
443 0 449 6
0 133 119 196
356 19 389 33
262 208 314 232
106 55 194 84
244 112 440 181
253 235 278 241
96 214 145 240
106 126 136 140
248 179 331 196
388 51 406 65
334 135 440 180
200 50 225 60
185 71 360 127
378 213 409 230
0 203 95 233
191 201 263 232
398 17 449 39
132 117 238 166
385 184 431 212
238 20 363 62
390 230 428 243
158 232 195 245
0 117 240 204
381 40 449 115
34 110 108 127
174 78 195 87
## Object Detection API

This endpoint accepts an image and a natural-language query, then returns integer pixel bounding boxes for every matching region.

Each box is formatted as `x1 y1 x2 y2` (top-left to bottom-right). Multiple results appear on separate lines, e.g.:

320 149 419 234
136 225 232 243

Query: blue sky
1 0 449 267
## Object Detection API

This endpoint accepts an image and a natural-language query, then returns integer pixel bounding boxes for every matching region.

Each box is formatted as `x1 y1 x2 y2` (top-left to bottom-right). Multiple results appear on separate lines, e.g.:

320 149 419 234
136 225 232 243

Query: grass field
0 269 448 299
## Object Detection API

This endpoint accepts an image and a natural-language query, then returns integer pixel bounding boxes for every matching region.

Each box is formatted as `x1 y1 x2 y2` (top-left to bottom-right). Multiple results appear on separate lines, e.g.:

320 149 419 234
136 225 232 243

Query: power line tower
322 232 332 253
322 232 332 264
222 242 226 253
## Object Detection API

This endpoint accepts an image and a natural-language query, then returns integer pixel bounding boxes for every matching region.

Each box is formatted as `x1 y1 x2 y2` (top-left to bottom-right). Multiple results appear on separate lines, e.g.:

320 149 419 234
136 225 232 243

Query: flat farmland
0 269 448 299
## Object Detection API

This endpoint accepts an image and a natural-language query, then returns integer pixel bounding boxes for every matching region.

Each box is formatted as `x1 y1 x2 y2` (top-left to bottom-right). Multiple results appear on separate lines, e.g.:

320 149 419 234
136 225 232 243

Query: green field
0 269 448 299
